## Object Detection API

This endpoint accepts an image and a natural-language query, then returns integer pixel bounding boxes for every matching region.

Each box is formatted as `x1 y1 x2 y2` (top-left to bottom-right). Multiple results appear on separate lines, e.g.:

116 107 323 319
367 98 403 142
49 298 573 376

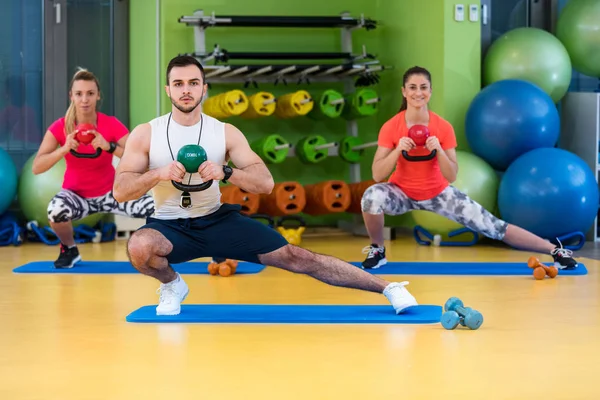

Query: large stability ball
465 79 560 171
0 148 18 214
498 148 599 240
483 27 572 103
18 153 103 228
556 0 600 78
412 151 499 240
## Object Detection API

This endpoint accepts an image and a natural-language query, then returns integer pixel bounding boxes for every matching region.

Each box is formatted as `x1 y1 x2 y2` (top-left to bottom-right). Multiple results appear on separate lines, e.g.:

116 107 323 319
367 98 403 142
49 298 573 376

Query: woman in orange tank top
359 66 578 271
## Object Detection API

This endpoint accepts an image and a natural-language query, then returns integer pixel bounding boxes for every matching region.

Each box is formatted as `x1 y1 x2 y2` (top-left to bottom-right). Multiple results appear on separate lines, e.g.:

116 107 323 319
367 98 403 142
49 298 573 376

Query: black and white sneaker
54 243 82 269
551 246 578 270
361 244 387 269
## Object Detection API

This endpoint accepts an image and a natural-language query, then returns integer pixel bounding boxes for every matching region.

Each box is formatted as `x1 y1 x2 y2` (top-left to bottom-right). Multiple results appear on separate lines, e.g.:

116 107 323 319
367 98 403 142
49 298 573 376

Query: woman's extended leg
417 186 578 269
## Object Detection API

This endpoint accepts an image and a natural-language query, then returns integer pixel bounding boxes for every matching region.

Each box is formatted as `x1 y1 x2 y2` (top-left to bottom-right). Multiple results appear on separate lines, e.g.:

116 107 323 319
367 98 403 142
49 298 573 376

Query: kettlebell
276 215 306 246
71 123 102 159
402 124 437 162
172 144 212 193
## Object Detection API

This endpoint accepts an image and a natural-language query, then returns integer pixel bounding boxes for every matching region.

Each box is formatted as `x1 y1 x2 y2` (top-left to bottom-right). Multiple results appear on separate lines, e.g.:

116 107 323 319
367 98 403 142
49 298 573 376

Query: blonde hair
64 67 101 135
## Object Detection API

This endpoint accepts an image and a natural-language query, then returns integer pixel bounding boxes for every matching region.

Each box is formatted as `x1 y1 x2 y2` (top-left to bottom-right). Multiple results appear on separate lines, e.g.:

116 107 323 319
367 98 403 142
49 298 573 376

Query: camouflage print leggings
47 189 155 224
361 183 509 240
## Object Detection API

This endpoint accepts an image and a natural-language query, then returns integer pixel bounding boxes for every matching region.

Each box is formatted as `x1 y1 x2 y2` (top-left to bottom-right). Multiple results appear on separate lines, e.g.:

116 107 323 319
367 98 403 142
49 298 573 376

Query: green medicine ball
177 144 207 173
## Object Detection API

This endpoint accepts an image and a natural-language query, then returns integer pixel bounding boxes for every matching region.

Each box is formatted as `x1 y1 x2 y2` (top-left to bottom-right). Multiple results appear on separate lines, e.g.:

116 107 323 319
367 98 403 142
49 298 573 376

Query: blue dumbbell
440 297 483 330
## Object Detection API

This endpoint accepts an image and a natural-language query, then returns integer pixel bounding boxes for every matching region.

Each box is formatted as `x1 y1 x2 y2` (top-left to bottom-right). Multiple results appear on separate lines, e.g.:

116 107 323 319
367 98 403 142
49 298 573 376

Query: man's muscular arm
197 124 274 194
113 123 185 202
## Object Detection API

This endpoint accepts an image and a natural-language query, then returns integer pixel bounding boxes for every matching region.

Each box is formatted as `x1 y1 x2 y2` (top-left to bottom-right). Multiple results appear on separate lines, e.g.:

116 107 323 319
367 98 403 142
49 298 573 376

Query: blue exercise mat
12 260 587 276
348 261 588 276
12 261 265 274
125 304 442 324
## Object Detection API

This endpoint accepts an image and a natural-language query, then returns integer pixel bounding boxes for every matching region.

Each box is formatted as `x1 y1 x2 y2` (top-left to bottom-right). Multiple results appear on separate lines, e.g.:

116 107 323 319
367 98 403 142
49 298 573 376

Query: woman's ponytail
398 96 408 112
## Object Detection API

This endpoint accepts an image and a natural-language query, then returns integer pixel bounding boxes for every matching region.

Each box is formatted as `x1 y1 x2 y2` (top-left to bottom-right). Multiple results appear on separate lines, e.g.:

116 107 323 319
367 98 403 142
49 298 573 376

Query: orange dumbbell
207 259 239 277
527 256 558 280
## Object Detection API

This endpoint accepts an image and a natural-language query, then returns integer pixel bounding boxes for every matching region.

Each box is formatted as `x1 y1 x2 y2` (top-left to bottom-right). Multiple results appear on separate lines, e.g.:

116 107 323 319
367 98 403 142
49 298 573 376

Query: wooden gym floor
1 234 599 400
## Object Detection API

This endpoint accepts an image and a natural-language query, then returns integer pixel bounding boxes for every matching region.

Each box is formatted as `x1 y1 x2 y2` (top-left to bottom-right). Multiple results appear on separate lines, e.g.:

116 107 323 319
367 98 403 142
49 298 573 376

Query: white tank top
148 112 225 219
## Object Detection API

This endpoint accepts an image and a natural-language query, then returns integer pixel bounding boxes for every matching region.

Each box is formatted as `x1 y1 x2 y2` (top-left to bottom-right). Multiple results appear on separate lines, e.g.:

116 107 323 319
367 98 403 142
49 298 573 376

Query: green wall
130 0 159 128
441 0 481 152
130 0 481 227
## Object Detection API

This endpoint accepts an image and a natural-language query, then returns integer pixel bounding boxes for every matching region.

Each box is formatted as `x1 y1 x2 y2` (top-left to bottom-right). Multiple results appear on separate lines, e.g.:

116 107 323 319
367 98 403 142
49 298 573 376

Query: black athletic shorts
139 203 288 264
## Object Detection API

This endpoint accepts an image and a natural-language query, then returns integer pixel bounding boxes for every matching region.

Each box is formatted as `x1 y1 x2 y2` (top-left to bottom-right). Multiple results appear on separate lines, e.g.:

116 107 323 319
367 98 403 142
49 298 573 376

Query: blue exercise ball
498 148 598 240
0 147 18 214
465 80 560 171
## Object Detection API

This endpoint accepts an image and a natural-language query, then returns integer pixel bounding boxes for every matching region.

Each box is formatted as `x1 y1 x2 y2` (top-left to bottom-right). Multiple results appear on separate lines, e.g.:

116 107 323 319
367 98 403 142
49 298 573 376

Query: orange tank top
377 111 457 200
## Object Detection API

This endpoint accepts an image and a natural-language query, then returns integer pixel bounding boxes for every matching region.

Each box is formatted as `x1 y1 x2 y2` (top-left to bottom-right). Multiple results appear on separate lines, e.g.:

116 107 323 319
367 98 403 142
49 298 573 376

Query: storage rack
178 10 396 239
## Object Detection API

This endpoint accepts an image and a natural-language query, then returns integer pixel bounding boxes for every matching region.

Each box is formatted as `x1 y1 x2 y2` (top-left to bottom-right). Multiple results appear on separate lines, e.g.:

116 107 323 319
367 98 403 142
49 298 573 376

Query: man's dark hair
166 55 206 84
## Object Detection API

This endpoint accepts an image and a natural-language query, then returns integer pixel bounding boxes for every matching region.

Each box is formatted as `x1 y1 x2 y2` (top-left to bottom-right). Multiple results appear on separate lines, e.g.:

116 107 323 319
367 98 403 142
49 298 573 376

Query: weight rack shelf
182 44 388 85
178 13 377 30
185 48 376 63
200 63 388 85
179 10 394 239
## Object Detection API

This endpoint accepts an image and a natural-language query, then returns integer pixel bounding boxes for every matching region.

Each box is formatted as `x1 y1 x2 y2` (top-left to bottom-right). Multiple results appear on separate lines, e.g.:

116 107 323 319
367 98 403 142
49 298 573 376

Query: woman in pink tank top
31 68 155 269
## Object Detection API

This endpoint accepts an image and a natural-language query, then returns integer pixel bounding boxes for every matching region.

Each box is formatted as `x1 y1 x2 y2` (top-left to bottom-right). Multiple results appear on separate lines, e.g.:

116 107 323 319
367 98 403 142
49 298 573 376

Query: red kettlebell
402 124 437 162
71 123 102 159
408 125 430 146
75 123 96 145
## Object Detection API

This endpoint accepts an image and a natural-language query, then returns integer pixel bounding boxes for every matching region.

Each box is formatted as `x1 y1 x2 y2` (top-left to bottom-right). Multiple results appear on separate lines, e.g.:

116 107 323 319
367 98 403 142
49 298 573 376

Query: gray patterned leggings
361 183 508 240
47 189 155 224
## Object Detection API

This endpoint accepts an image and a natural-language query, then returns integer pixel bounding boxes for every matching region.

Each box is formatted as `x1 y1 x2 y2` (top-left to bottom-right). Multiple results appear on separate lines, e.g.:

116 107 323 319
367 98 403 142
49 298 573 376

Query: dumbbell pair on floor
528 256 558 280
441 297 484 330
208 258 238 277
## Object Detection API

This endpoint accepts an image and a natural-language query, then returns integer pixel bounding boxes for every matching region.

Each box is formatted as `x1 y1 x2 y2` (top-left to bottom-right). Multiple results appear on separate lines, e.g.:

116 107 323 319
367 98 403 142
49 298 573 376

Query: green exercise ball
483 27 572 103
18 153 104 228
556 0 600 78
411 151 499 242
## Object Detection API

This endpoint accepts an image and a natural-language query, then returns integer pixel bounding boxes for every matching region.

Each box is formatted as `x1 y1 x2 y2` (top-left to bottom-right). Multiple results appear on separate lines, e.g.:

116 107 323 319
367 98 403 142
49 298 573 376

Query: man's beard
171 96 202 113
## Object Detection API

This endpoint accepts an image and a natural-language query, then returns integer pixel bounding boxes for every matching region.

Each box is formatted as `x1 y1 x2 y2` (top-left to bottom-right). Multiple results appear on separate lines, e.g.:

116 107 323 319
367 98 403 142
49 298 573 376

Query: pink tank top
48 112 129 198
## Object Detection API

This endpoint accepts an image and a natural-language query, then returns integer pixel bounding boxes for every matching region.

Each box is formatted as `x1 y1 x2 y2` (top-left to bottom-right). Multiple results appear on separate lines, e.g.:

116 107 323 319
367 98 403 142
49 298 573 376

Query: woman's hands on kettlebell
397 137 416 152
89 131 110 152
62 131 80 155
425 136 442 152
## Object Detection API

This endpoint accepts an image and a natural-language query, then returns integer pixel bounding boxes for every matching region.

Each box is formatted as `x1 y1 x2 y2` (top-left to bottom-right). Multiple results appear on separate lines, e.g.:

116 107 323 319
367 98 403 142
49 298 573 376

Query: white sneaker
383 281 418 314
156 273 189 316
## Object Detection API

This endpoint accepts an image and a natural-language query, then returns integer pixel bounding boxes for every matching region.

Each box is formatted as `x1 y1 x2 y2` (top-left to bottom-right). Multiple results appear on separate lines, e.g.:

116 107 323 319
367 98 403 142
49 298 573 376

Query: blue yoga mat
125 304 442 324
348 261 588 276
12 261 265 274
12 260 587 276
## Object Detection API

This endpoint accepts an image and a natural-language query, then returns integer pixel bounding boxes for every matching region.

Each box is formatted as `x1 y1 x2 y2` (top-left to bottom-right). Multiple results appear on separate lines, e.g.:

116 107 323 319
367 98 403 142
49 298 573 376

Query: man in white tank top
113 55 417 316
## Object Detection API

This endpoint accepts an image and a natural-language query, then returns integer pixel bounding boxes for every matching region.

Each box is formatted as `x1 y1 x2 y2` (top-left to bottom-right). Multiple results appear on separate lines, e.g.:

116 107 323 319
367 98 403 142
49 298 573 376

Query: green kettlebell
177 144 207 173
172 144 213 198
